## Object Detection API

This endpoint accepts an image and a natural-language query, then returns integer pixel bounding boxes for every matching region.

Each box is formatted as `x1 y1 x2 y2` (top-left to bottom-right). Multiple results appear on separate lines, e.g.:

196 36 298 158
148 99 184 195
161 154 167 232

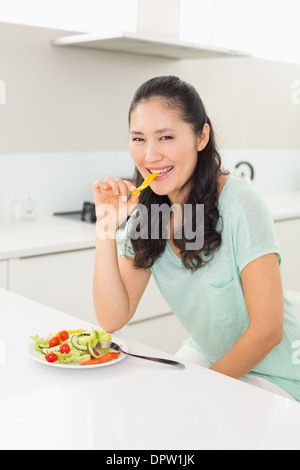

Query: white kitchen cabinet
8 249 97 324
274 218 300 291
121 313 189 355
0 0 87 32
8 247 171 326
132 275 170 322
0 260 8 289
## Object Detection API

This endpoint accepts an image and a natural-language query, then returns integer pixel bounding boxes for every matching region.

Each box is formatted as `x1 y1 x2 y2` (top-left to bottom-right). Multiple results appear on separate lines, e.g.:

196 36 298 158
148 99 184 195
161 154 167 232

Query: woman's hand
92 177 140 238
210 253 284 379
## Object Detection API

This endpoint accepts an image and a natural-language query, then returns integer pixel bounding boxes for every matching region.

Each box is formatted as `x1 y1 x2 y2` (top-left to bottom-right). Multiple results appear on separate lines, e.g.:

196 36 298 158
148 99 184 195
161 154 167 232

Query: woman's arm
93 243 151 332
209 253 284 379
92 177 151 332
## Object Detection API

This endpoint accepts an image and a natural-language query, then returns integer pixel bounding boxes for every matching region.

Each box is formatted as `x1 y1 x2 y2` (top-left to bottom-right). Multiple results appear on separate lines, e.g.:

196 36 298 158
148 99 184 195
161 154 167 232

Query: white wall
181 57 300 150
1 22 300 153
0 22 182 155
1 148 299 220
0 151 135 219
0 22 300 219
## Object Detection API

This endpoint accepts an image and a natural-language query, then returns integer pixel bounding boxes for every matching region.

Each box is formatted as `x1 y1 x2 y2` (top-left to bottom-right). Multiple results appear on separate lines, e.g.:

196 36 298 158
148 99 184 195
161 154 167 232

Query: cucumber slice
40 348 48 355
71 334 88 351
39 345 60 355
87 341 99 359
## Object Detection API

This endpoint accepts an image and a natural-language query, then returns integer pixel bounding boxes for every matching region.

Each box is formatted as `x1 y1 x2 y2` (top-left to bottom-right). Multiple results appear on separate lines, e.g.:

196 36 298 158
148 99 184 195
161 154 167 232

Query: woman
93 75 300 401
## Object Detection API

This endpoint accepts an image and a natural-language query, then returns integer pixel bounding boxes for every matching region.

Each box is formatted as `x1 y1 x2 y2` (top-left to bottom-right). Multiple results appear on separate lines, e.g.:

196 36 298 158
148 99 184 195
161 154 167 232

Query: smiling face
129 98 209 204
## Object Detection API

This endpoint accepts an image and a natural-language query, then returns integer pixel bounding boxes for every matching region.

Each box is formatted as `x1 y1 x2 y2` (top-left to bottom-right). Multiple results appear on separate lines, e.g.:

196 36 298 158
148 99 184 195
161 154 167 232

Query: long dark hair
128 75 228 272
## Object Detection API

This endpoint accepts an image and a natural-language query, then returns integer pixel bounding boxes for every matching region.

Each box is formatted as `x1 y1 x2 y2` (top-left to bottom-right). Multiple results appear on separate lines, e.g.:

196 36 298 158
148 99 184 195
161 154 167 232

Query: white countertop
259 190 300 221
0 216 96 260
0 189 299 261
1 287 300 451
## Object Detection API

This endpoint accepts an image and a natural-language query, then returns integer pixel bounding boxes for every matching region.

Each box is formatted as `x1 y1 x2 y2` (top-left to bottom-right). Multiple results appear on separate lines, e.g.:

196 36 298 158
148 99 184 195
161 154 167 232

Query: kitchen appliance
234 161 255 182
53 177 134 224
53 201 96 223
53 201 128 232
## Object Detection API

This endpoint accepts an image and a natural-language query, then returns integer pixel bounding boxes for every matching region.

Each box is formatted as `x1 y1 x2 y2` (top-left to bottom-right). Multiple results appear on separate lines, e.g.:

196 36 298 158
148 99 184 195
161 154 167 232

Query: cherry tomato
60 343 70 354
49 336 60 348
45 353 58 363
58 330 69 341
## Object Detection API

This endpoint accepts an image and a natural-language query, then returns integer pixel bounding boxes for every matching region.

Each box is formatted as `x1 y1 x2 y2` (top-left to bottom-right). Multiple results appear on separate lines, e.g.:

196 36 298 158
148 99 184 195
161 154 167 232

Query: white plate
28 334 128 369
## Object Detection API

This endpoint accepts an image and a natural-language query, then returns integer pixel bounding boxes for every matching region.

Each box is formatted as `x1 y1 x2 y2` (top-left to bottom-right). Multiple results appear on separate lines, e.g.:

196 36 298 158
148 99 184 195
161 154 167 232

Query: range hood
52 31 250 60
52 0 251 60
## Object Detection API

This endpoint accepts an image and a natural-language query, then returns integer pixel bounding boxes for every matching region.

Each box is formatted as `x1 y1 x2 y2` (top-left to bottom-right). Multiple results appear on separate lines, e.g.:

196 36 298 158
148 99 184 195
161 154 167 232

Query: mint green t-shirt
121 176 300 401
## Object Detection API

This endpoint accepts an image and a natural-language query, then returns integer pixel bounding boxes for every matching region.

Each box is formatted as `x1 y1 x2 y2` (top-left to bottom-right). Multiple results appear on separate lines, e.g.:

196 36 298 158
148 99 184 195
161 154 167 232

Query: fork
99 341 185 369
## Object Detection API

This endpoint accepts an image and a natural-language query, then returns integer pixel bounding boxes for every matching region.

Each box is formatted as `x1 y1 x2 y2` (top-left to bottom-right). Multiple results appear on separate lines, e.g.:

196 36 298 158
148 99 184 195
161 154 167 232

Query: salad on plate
30 328 121 366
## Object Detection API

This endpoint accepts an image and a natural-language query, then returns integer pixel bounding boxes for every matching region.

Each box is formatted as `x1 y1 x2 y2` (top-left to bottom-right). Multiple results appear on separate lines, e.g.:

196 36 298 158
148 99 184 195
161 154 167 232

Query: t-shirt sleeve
231 187 281 273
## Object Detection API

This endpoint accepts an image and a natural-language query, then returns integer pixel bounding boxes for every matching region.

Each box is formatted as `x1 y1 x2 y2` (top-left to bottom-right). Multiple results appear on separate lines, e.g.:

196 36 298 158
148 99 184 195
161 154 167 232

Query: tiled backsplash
0 149 299 220
0 152 134 220
221 149 300 193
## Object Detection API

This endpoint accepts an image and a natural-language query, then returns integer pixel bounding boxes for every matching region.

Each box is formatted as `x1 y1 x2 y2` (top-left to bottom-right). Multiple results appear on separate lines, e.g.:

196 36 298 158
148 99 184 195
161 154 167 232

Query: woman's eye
160 136 173 141
132 137 144 142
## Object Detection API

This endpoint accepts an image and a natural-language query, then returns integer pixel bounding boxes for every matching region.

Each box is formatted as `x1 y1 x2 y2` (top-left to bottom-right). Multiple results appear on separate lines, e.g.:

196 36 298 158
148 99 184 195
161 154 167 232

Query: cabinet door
9 249 97 323
8 249 171 326
0 261 8 289
275 219 300 291
117 240 170 321
132 275 171 322
121 313 189 355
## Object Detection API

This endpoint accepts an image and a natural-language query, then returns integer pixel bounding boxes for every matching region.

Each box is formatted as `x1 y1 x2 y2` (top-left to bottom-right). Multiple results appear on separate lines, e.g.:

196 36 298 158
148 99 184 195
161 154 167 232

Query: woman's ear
197 123 210 152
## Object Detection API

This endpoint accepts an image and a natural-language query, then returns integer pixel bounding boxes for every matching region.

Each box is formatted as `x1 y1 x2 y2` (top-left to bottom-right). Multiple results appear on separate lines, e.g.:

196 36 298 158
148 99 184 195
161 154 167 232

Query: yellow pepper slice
131 173 158 195
67 329 87 334
55 329 87 337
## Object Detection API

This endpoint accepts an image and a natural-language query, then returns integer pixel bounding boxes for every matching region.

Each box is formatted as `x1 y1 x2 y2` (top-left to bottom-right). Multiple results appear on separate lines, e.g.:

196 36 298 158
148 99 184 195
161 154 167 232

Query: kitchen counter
258 190 300 221
0 188 299 260
1 288 300 451
0 215 125 261
0 215 96 260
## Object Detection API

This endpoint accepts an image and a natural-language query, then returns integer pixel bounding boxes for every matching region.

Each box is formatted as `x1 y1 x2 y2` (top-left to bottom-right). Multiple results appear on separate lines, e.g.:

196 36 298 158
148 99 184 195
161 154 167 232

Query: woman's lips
147 166 174 180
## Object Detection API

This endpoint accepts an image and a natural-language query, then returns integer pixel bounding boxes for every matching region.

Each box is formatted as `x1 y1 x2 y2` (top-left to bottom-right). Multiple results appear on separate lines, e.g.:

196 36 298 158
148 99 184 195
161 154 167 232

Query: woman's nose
144 142 163 163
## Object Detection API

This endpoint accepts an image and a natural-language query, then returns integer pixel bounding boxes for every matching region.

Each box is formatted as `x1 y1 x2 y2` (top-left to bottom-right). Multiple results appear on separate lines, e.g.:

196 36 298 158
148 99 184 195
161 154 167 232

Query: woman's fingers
122 180 137 193
115 179 141 221
92 177 139 231
94 176 138 191
103 176 123 195
115 178 129 200
92 180 104 202
92 179 109 195
93 177 140 216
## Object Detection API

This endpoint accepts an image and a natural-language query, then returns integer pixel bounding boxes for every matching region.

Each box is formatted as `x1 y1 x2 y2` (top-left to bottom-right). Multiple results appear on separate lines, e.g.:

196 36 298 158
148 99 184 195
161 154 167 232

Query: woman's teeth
149 166 173 175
